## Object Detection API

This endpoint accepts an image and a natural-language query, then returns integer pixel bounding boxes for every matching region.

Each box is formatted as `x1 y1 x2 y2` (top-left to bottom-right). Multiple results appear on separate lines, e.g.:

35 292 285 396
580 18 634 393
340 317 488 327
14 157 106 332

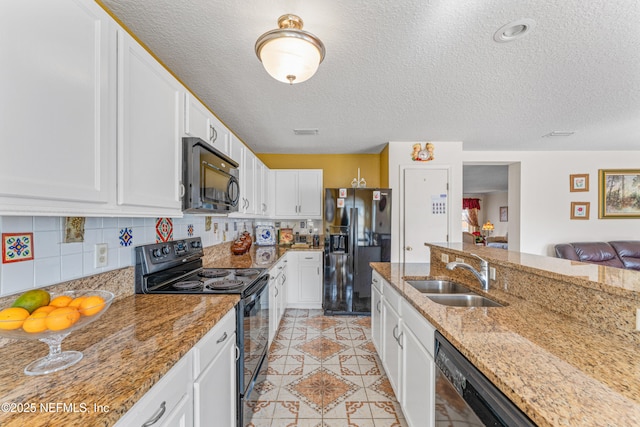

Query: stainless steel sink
406 280 471 294
426 294 504 307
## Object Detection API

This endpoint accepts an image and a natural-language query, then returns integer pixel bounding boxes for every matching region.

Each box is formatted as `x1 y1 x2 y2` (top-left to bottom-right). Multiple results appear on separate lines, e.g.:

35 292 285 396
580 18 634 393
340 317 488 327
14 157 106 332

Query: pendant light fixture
255 14 325 85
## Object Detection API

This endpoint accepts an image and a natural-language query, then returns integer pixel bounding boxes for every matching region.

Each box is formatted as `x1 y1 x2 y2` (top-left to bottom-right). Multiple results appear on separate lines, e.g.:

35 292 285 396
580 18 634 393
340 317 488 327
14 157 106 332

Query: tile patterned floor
244 309 408 427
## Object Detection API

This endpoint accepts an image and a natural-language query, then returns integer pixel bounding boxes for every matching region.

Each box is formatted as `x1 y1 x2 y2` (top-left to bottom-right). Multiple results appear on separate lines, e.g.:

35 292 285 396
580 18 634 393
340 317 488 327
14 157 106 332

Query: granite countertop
203 243 323 269
370 260 640 427
0 292 239 426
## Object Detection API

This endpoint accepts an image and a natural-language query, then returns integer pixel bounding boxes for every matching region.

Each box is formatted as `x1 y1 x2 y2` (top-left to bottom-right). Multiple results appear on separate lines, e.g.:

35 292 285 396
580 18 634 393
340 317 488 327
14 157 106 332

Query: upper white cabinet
184 93 230 156
0 0 116 215
116 29 182 216
230 135 257 215
274 170 323 218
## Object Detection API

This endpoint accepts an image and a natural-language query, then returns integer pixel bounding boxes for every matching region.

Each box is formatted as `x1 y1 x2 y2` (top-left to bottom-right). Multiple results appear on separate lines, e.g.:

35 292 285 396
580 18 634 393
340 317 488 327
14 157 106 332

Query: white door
275 170 299 216
298 170 322 217
403 168 449 263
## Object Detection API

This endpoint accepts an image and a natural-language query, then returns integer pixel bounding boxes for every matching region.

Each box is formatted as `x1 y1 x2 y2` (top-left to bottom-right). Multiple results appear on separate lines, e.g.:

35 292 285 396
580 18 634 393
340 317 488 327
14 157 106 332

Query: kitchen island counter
0 291 239 426
371 248 640 427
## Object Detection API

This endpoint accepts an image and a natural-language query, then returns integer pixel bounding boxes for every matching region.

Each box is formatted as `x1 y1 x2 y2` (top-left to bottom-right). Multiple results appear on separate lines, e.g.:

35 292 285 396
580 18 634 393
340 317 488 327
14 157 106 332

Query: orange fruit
68 296 86 309
49 295 73 308
45 307 80 331
0 307 30 330
32 305 57 315
79 295 106 316
22 311 48 333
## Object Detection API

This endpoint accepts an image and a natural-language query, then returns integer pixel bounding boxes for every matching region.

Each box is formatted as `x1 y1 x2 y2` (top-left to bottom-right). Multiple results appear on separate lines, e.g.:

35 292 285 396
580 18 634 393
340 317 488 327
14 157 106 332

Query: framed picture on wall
598 169 640 218
499 206 508 222
570 174 589 192
570 202 590 220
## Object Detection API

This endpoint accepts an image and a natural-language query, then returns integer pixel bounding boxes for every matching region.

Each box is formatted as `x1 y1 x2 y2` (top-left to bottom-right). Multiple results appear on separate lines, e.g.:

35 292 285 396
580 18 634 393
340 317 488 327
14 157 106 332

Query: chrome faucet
446 254 490 291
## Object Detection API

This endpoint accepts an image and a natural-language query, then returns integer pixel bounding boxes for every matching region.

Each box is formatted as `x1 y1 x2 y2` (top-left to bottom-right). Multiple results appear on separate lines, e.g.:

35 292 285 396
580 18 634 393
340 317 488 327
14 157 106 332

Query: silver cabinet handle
275 287 279 297
141 401 166 427
210 125 217 143
392 324 399 340
373 278 378 283
376 300 381 313
216 331 228 344
317 267 319 275
397 332 404 349
235 345 240 361
406 246 413 251
179 183 185 198
305 256 313 259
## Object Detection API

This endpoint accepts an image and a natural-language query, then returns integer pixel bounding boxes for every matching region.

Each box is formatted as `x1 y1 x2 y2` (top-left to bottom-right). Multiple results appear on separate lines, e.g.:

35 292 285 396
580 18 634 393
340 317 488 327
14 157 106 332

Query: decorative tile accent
205 217 212 231
2 233 34 263
286 367 360 415
302 316 340 331
369 376 396 400
295 336 347 362
357 341 377 355
187 224 194 236
352 317 371 328
63 217 85 243
155 218 173 243
119 228 133 247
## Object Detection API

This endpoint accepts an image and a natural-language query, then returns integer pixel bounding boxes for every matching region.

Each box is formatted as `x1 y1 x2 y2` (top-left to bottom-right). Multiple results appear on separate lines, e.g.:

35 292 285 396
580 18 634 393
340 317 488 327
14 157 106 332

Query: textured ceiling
99 0 640 154
463 165 508 194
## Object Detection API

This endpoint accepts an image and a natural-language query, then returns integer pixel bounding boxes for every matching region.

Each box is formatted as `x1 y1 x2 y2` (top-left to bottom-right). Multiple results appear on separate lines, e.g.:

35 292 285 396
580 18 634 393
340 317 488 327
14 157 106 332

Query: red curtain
463 198 481 210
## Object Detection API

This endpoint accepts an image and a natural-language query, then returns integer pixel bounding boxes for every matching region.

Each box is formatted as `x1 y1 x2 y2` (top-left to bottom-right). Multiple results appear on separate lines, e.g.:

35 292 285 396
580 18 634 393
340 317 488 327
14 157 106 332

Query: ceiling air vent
293 128 319 136
542 131 575 137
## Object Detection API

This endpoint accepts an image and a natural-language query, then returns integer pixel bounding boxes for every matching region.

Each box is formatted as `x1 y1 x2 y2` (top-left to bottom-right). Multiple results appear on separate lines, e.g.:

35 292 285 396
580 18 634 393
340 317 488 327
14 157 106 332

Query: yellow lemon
0 307 30 330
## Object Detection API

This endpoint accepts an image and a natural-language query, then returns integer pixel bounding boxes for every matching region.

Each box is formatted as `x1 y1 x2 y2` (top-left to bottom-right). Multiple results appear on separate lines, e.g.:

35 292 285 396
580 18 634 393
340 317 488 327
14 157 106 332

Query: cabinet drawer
402 299 435 357
116 352 192 427
383 281 401 314
372 270 383 293
193 308 236 378
299 251 322 263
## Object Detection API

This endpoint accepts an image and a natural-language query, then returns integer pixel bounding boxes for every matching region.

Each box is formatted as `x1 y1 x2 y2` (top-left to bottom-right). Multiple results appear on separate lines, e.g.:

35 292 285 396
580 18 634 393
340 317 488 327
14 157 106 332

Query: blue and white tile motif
187 224 194 237
119 228 133 247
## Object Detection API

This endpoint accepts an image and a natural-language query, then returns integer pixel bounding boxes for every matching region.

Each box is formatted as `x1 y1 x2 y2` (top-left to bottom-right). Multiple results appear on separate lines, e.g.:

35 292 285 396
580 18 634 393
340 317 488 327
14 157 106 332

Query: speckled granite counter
203 241 323 269
0 290 239 426
371 244 640 427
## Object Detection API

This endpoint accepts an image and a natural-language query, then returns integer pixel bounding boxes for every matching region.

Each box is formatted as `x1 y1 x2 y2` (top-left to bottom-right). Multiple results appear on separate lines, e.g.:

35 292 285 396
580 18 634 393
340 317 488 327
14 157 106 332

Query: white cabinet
230 135 257 215
274 170 323 218
116 28 182 216
0 0 116 215
268 258 287 345
193 308 237 427
184 92 230 156
371 271 384 355
287 251 323 309
114 350 193 427
257 161 272 216
374 273 436 427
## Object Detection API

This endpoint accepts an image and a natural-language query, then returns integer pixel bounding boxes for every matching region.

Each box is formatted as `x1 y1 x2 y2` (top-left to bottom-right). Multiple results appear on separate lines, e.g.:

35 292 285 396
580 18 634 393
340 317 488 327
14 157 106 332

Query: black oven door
238 276 269 400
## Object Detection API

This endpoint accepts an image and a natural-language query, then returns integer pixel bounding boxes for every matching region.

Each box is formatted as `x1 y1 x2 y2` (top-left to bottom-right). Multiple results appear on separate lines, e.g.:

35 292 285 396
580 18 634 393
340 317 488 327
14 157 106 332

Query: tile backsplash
0 215 254 297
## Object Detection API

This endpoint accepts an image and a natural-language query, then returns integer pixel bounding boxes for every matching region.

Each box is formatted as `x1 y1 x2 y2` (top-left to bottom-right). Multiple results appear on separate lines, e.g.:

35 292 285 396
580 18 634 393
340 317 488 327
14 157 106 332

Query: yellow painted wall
380 144 389 187
257 154 382 189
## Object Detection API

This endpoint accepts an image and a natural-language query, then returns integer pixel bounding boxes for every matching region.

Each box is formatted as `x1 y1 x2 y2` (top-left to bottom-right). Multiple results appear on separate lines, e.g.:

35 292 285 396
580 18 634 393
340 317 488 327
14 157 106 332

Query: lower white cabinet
114 349 193 427
268 260 285 346
287 251 323 309
374 271 436 427
193 308 237 427
115 308 237 427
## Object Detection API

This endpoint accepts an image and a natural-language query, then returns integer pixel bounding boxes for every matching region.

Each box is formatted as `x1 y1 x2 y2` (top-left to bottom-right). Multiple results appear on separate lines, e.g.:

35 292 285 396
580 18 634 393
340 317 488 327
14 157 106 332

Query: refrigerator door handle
352 207 359 276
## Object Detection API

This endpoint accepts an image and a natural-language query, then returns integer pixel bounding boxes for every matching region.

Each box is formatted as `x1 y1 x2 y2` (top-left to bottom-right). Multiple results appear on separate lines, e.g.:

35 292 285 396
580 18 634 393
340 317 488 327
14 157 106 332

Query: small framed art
499 206 508 222
570 202 590 220
570 174 589 192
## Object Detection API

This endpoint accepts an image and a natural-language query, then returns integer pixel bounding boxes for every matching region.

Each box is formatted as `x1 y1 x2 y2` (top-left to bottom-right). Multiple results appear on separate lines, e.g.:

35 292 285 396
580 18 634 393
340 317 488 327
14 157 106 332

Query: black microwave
182 137 239 214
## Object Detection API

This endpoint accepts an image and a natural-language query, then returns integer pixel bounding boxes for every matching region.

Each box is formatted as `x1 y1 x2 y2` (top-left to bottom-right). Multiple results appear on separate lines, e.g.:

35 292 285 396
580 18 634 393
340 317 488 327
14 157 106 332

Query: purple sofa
554 241 640 271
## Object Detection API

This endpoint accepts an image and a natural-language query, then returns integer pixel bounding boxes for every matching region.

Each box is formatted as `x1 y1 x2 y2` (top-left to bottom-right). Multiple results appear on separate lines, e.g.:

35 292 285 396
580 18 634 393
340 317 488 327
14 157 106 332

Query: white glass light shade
259 35 322 84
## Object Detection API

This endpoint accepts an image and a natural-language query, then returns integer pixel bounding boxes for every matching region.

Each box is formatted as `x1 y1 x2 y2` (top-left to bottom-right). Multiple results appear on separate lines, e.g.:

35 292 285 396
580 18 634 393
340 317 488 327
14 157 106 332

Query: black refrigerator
323 188 392 314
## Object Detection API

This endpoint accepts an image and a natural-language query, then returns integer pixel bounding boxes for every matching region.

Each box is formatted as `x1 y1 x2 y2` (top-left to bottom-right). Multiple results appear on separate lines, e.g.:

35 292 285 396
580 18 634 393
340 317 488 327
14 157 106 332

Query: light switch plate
441 254 449 263
455 257 465 263
490 267 496 280
95 243 108 268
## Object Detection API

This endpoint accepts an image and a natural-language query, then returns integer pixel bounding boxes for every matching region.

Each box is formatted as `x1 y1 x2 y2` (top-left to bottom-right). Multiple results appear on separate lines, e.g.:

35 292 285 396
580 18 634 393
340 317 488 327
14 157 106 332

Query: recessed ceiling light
542 131 575 137
494 19 536 43
293 128 319 135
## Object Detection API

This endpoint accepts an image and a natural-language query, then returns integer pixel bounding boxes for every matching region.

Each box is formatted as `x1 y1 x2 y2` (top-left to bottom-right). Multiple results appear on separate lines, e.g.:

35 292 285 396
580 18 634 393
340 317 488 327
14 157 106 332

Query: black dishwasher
434 331 536 427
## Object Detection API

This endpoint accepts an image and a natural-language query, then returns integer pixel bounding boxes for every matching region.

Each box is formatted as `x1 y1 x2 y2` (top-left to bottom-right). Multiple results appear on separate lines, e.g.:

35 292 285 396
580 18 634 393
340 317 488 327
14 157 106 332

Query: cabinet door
382 299 402 401
268 276 278 345
208 114 230 156
274 170 299 216
243 149 257 214
159 393 193 427
0 0 114 211
371 284 383 355
402 325 435 427
184 92 210 141
297 170 323 217
117 29 182 213
297 252 323 307
193 333 236 427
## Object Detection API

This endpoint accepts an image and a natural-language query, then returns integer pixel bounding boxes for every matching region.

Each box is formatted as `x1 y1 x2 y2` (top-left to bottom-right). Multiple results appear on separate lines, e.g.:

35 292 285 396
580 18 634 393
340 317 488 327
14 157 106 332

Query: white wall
483 192 508 236
463 151 640 256
389 141 464 262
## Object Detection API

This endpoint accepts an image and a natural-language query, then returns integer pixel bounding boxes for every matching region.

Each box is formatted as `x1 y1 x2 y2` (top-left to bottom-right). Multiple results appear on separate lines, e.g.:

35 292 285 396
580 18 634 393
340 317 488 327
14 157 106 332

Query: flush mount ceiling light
493 18 536 43
255 14 326 85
